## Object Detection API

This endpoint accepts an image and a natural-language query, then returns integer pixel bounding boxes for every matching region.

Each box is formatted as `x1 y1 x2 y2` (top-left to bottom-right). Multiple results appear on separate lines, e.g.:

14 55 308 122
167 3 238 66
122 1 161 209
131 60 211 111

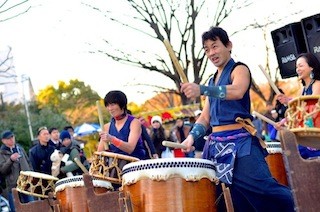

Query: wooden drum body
16 171 58 198
89 151 139 184
265 142 288 186
286 95 320 148
55 175 113 212
122 158 218 212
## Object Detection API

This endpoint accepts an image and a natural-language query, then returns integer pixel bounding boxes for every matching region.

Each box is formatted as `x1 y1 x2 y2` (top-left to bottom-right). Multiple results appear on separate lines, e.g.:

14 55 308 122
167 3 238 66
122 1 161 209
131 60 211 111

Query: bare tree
87 0 254 105
0 0 31 22
87 0 301 106
0 46 17 85
0 0 31 85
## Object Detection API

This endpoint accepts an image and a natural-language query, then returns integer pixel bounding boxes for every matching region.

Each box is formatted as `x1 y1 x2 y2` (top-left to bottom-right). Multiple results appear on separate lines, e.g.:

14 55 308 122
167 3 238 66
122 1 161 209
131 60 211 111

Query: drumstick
252 111 277 126
74 157 89 174
96 100 109 150
163 39 188 83
162 141 187 150
258 65 281 95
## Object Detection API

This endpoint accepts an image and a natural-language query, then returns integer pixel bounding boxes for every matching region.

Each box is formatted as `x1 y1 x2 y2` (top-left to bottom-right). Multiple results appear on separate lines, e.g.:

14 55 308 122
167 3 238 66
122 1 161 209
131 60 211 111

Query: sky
0 0 319 104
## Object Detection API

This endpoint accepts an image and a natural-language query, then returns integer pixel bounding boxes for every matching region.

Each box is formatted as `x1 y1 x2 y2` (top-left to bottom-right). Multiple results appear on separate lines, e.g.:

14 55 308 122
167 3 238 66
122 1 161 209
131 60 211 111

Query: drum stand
83 174 132 212
12 188 60 212
279 129 320 212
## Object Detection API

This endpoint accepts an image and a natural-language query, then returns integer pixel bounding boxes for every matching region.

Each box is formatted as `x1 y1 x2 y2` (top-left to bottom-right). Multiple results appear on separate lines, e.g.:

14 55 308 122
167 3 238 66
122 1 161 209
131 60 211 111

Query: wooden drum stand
280 129 320 212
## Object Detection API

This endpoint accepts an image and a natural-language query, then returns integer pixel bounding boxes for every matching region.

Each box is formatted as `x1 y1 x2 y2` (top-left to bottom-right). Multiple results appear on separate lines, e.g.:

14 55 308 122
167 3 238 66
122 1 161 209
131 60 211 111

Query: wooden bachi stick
96 100 109 150
163 39 188 83
252 111 277 126
258 65 281 95
162 141 187 150
74 157 89 173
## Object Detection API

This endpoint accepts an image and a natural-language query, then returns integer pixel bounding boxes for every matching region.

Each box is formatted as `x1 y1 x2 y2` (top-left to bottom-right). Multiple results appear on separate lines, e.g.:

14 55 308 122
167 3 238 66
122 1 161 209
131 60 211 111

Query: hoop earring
310 72 314 79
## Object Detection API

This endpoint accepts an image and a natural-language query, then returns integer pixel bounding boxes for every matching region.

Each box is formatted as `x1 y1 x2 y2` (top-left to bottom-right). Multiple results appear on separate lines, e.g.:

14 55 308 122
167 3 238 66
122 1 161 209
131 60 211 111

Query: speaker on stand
301 13 320 62
271 22 307 79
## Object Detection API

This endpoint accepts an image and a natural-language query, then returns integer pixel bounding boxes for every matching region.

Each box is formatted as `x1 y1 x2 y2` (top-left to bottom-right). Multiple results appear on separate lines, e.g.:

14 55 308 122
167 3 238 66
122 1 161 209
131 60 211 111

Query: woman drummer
97 90 147 160
276 52 320 159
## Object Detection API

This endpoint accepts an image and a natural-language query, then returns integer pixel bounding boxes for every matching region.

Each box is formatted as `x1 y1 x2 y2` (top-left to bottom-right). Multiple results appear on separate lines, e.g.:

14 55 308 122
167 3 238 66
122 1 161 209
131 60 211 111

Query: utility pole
21 75 34 141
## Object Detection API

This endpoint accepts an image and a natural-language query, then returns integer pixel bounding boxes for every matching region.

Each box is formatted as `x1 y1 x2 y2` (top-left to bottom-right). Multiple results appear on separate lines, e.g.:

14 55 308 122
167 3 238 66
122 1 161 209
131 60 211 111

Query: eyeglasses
37 126 48 135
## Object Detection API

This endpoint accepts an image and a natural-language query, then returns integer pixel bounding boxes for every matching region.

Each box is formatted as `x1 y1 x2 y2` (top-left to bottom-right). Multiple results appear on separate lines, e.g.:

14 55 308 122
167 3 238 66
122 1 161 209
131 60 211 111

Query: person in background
252 114 263 140
58 130 82 178
138 117 158 159
0 130 34 212
127 110 158 159
29 127 55 175
48 127 62 150
63 125 88 163
262 102 275 136
173 117 194 158
274 88 287 122
277 52 320 159
63 126 82 147
265 109 280 142
180 26 294 211
149 115 170 158
97 90 147 160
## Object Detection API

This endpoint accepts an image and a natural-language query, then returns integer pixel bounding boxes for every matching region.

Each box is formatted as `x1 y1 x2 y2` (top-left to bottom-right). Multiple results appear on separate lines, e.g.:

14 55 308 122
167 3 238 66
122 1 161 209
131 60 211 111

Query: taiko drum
122 158 218 212
265 142 288 186
55 175 113 212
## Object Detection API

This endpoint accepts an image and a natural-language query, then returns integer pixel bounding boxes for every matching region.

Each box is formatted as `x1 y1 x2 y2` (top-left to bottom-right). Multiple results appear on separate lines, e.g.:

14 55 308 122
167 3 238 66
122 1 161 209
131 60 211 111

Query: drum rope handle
90 154 122 183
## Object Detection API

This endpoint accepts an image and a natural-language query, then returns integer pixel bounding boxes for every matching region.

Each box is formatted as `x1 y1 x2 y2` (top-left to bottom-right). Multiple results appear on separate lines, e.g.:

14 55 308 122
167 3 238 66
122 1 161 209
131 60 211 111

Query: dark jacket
141 125 156 158
29 143 55 175
174 125 192 143
0 144 33 194
48 139 62 150
59 143 82 178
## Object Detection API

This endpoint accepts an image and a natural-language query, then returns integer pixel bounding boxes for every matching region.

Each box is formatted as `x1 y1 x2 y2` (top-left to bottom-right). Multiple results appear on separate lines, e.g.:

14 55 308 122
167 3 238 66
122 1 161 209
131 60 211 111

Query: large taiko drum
286 95 320 148
122 158 219 212
16 171 58 198
89 151 140 184
55 175 113 212
265 142 288 186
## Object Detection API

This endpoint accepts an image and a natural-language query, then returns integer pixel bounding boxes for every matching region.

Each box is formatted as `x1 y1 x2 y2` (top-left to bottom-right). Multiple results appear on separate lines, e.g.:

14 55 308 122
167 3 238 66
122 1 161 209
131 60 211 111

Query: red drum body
286 95 320 148
55 175 113 212
89 151 139 184
122 158 218 212
265 142 288 186
16 171 58 198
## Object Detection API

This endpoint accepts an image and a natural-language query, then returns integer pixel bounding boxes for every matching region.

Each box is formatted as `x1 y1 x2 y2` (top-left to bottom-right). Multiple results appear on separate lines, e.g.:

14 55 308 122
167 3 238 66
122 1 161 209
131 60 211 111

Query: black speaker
301 13 320 62
271 22 307 79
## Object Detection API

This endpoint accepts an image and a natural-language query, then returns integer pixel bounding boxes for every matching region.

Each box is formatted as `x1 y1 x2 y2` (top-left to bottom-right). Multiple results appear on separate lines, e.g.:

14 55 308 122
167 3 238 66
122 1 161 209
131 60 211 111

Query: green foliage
30 106 70 135
0 103 31 149
0 79 106 152
36 79 102 125
0 102 69 152
37 79 100 112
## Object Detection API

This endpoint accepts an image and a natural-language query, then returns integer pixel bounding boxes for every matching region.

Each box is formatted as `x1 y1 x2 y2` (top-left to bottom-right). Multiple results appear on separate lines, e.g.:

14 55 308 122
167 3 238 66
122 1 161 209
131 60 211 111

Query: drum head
55 175 113 193
16 171 58 198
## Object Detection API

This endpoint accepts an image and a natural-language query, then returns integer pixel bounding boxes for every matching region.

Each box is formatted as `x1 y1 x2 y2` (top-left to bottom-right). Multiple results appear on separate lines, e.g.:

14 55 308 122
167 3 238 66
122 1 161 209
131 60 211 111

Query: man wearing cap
0 130 34 212
29 127 55 175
